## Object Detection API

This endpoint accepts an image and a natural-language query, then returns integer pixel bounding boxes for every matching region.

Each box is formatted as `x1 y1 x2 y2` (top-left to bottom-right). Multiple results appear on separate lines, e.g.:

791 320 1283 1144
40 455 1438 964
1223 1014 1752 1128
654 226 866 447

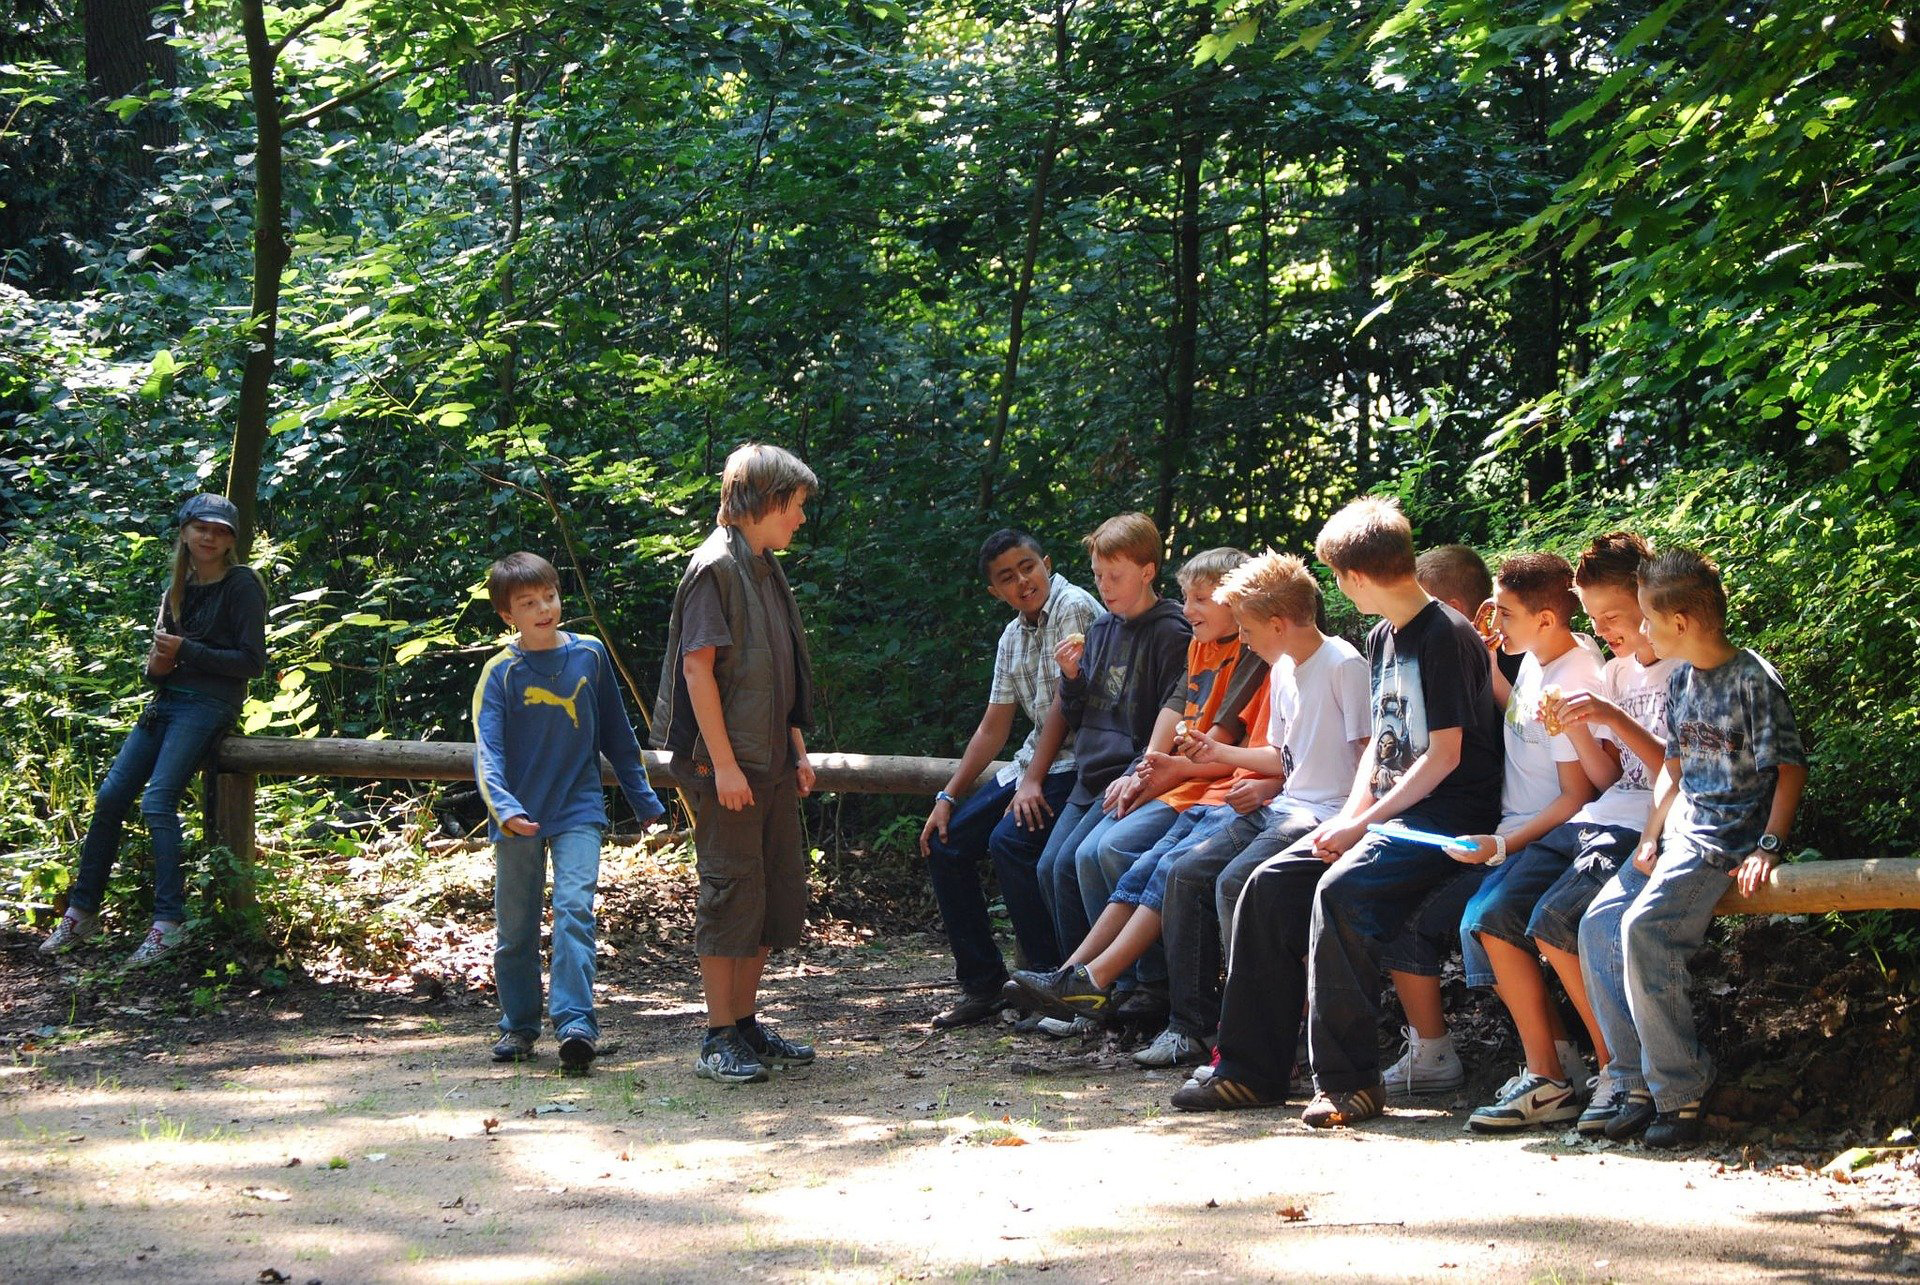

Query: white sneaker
125 921 184 969
1556 1039 1590 1095
1382 1026 1464 1094
1134 1028 1210 1068
1036 1015 1097 1039
39 909 100 955
1181 1062 1218 1091
1467 1072 1581 1133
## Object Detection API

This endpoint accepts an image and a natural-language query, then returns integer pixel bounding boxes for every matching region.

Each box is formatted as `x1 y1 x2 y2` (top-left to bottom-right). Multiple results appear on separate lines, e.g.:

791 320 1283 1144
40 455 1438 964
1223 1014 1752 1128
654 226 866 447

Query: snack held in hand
1538 684 1566 736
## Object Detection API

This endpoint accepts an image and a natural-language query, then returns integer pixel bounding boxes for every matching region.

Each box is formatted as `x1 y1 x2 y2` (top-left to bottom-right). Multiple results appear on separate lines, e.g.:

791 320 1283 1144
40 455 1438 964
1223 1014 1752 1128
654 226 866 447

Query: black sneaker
932 990 1004 1030
694 1030 770 1084
1114 986 1169 1029
1602 1088 1656 1140
1010 964 1111 1020
491 1030 537 1062
740 1021 815 1068
1006 968 1067 1014
1644 1097 1706 1149
558 1032 597 1075
1170 1073 1285 1112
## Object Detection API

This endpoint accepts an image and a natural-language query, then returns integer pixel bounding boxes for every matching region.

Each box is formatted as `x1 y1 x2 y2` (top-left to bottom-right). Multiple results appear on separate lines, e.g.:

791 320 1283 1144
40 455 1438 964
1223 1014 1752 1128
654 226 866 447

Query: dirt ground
4 923 1919 1285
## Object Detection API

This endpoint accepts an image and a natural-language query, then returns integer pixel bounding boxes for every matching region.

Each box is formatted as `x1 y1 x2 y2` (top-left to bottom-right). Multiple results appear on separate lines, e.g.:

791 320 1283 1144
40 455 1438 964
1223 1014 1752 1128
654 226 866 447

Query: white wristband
1487 833 1508 867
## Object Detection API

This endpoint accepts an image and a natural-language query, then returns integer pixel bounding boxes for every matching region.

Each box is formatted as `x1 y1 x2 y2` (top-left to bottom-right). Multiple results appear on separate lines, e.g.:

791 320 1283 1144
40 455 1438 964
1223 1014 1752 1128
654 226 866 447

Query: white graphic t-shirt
1574 652 1679 831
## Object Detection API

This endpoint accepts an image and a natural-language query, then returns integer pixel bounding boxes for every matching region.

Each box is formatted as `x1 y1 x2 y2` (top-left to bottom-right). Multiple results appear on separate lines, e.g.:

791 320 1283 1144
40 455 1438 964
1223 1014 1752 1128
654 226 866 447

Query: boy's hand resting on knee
503 815 540 836
1733 849 1777 897
1631 839 1659 875
1009 779 1054 830
715 764 755 811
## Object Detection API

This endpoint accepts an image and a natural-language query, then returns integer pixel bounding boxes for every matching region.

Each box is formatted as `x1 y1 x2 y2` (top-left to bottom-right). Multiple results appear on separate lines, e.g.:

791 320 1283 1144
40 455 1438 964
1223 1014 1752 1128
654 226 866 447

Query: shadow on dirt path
2 929 1917 1283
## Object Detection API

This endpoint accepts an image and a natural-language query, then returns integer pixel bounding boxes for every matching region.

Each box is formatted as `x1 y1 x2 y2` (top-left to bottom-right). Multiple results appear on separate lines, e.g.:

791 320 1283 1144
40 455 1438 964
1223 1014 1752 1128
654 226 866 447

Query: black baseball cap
177 493 240 531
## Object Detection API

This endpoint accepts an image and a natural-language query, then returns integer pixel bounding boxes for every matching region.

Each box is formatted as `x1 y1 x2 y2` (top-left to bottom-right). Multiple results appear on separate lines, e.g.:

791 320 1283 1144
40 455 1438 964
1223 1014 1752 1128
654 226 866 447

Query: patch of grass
325 1155 350 1170
136 1114 188 1142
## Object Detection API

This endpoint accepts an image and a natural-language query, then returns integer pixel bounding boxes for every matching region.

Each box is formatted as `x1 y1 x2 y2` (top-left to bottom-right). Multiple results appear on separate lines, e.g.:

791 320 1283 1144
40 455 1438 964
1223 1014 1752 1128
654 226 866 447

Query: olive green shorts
690 768 807 957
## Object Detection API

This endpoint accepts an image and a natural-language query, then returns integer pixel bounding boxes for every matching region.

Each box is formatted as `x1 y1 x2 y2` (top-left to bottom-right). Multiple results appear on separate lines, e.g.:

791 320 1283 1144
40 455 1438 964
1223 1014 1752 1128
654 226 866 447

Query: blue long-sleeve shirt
471 633 666 841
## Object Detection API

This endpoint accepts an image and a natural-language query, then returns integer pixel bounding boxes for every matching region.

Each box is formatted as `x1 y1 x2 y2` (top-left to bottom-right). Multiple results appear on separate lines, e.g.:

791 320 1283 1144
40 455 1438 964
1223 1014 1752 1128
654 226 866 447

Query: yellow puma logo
523 675 589 728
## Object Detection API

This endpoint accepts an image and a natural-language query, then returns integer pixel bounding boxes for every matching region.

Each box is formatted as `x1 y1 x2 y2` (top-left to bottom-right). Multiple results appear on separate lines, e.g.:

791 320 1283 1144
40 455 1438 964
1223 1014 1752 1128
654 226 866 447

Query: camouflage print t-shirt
1665 649 1806 869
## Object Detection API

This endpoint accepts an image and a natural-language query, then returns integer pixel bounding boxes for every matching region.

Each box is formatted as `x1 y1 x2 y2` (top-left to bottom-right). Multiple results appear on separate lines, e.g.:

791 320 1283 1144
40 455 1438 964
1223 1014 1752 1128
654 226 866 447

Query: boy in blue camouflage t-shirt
1578 548 1806 1148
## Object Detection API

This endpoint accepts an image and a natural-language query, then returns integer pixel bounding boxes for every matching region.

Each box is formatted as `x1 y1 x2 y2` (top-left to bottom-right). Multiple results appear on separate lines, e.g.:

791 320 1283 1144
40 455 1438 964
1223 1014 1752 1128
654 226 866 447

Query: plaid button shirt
987 574 1101 785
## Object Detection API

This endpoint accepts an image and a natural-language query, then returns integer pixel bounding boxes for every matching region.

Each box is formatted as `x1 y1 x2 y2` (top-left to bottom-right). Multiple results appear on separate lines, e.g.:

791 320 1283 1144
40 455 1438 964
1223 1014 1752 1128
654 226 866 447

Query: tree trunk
979 1 1070 515
84 0 178 172
1157 90 1202 539
225 0 289 559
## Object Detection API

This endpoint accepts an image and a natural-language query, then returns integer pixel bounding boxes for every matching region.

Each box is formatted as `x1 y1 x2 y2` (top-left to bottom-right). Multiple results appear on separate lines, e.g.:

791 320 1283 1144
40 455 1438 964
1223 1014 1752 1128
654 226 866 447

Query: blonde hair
1314 496 1417 579
1215 551 1321 626
1176 547 1251 593
717 443 819 527
1081 511 1162 570
1415 544 1493 612
165 530 241 626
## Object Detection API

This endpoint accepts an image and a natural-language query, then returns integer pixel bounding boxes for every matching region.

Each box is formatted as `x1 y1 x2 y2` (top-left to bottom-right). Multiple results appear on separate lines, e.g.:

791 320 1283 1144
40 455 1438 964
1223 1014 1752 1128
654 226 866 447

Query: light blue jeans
71 687 238 925
1074 801 1181 927
1578 844 1732 1110
494 826 603 1040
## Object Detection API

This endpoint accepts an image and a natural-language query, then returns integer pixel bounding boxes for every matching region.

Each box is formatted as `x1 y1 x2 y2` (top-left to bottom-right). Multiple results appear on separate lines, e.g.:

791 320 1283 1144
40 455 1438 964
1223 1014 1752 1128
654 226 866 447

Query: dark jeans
1213 834 1330 1093
1307 814 1491 1094
927 770 1076 994
1163 802 1321 1040
70 688 237 925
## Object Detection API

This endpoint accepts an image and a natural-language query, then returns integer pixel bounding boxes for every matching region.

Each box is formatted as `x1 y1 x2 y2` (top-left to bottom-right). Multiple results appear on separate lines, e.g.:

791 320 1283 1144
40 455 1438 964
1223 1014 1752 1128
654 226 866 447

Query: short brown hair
718 443 819 527
1638 547 1727 632
1415 544 1493 611
1496 552 1579 624
1315 496 1416 580
1215 551 1321 626
488 551 560 613
1574 530 1654 592
1175 546 1251 593
1082 511 1162 570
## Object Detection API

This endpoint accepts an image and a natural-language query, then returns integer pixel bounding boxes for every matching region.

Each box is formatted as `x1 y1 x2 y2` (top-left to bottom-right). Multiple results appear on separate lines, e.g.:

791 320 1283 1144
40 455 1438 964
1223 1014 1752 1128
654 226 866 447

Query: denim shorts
1460 822 1639 985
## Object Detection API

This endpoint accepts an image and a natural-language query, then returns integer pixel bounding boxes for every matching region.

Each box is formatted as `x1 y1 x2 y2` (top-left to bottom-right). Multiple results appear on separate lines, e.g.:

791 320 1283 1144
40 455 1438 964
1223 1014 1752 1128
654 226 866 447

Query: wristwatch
935 790 959 807
1486 833 1508 867
1757 832 1783 855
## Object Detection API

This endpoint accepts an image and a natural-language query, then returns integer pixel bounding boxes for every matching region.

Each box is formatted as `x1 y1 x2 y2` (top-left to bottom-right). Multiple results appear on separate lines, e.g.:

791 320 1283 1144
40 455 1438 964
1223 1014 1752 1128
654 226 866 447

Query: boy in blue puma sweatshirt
473 552 665 1074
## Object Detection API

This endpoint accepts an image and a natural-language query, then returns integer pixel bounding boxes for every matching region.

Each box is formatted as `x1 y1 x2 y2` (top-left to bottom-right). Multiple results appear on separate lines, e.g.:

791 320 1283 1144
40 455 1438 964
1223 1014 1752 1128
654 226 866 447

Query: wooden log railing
203 736 1920 917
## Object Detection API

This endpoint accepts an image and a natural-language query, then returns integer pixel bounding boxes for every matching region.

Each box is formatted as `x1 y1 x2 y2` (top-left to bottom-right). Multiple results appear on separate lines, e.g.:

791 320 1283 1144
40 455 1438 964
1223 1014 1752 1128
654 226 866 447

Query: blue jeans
1111 804 1237 912
1579 844 1730 1110
1036 799 1105 953
926 770 1076 994
1075 801 1180 927
70 688 237 925
494 826 603 1040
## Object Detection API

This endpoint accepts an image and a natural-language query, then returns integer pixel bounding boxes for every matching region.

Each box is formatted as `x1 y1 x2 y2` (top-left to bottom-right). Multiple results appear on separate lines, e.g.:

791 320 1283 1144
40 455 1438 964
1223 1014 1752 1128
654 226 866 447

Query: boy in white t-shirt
1165 552 1372 1110
1453 552 1604 1131
1550 532 1678 1132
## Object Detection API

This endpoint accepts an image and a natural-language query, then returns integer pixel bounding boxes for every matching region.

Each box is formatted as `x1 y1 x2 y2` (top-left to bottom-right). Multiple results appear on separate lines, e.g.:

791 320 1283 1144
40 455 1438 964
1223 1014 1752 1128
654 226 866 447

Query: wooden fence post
204 766 259 927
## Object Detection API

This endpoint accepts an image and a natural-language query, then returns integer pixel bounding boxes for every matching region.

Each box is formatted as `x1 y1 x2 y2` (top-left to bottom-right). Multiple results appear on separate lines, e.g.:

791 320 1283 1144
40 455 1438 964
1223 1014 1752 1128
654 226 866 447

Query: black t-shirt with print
1364 599 1503 836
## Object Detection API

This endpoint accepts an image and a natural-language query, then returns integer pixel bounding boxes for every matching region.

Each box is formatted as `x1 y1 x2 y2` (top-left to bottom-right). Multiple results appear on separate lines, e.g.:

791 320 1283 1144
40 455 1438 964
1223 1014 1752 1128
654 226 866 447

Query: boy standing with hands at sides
653 444 822 1086
918 529 1100 1030
1578 548 1805 1147
1296 497 1503 1128
474 553 667 1074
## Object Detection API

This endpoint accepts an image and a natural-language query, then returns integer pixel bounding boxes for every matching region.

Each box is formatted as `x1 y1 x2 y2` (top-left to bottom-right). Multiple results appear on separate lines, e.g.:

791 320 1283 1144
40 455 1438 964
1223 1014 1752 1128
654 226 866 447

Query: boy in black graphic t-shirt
1294 497 1504 1129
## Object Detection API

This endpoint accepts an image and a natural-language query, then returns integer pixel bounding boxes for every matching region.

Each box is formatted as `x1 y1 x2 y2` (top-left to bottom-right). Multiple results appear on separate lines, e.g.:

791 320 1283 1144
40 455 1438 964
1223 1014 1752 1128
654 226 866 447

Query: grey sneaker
695 1030 770 1084
39 909 100 955
739 1021 814 1068
1036 1015 1097 1039
491 1030 538 1062
1134 1027 1210 1069
124 921 183 969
